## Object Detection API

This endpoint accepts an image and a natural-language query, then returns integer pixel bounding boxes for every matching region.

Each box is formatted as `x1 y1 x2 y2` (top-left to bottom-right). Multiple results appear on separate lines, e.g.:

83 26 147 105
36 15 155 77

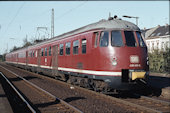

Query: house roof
148 25 170 37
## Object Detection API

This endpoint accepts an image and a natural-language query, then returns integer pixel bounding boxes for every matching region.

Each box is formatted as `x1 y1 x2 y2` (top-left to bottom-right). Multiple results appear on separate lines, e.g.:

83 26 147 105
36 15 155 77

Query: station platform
0 82 13 113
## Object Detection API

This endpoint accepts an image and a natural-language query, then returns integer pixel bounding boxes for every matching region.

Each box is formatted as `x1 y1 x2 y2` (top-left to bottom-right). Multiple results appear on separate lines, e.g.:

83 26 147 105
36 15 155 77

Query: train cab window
100 31 109 47
41 48 44 56
73 40 79 54
49 46 51 56
45 48 47 56
66 42 71 55
136 32 146 47
111 31 124 47
124 31 137 47
82 39 86 54
59 44 64 55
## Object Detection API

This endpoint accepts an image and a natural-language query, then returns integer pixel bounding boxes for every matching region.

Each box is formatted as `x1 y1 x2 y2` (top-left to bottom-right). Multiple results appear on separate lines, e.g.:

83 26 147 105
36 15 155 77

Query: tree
23 37 32 47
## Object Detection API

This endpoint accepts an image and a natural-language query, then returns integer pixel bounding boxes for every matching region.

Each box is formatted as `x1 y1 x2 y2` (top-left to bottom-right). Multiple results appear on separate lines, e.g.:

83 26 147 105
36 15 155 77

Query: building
142 24 170 53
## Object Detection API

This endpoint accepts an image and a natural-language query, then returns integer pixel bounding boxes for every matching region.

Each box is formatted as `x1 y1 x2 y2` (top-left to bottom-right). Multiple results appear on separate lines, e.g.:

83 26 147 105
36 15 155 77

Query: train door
52 45 58 77
37 49 41 73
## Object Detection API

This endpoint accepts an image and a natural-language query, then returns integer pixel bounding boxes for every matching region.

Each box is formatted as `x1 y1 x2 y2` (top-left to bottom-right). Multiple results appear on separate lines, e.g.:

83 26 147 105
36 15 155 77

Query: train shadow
145 75 170 97
34 99 60 108
147 75 170 89
23 76 40 81
64 96 86 103
8 76 39 82
108 75 170 99
129 75 170 97
108 92 141 99
8 77 22 82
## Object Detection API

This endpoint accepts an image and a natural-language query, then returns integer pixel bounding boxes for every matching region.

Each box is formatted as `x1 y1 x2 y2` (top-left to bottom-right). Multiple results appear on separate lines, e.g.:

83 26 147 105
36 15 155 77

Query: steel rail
103 94 163 113
0 72 36 113
0 65 83 113
134 93 170 106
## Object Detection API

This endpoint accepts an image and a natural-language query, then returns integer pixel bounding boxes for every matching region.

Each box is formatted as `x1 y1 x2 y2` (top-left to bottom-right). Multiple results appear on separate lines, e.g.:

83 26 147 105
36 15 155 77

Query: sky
0 1 169 55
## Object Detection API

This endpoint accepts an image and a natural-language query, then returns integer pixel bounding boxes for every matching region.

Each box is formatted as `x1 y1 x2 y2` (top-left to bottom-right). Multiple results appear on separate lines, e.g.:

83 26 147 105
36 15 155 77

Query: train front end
104 30 149 90
96 18 149 90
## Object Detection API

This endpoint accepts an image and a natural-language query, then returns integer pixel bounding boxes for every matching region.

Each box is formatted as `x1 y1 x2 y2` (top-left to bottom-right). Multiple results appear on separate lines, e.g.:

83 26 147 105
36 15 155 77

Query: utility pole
109 12 111 18
51 8 54 38
6 43 8 53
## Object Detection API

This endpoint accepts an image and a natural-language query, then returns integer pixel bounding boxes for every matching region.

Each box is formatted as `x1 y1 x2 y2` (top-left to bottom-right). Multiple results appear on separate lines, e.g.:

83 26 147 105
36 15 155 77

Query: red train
5 16 149 92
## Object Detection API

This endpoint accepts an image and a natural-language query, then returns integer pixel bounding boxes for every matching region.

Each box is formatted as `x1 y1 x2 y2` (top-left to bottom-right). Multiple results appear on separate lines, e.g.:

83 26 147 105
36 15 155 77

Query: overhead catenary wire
33 1 87 39
3 2 26 37
55 1 87 20
41 1 87 28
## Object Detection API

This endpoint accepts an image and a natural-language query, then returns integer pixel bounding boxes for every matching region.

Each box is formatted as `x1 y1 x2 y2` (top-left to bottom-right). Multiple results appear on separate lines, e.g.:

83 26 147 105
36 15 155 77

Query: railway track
1 63 170 113
118 93 170 113
0 66 82 113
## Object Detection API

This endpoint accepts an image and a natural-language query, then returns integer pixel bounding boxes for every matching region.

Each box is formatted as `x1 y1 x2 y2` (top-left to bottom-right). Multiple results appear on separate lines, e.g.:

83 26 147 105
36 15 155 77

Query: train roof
53 17 139 40
31 17 139 47
8 17 140 53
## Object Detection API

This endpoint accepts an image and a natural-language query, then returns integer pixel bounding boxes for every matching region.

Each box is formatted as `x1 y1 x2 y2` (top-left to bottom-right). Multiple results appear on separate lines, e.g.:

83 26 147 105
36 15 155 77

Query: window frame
49 46 51 56
111 30 124 47
124 31 137 47
73 40 79 55
45 47 47 56
94 32 99 48
99 31 109 47
65 42 71 55
82 38 87 54
136 31 146 47
41 48 44 56
32 51 34 57
59 44 64 55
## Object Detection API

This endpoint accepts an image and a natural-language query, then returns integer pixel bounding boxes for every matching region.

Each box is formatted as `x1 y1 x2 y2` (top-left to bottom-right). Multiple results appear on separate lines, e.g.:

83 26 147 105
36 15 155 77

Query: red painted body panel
6 29 148 76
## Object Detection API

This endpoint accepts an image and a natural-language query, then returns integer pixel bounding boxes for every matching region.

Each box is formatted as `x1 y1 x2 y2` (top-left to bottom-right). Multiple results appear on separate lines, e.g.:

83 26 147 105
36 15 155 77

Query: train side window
82 39 86 54
29 51 31 57
124 31 137 47
73 40 79 54
49 46 51 56
111 31 124 47
136 32 146 47
35 50 37 57
33 51 34 57
41 48 43 56
45 48 47 56
59 44 64 55
100 31 109 47
93 32 98 48
66 42 71 55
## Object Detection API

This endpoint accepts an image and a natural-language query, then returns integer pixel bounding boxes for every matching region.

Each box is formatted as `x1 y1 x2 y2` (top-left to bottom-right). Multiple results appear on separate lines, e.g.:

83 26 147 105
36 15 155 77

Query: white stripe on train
5 61 121 76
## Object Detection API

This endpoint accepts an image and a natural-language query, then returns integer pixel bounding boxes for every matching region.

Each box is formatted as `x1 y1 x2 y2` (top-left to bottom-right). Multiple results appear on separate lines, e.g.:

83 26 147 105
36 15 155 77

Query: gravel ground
0 63 146 113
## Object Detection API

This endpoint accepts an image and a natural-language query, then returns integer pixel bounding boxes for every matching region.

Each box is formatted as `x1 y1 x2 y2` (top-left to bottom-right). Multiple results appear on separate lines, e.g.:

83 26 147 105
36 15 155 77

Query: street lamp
123 15 139 26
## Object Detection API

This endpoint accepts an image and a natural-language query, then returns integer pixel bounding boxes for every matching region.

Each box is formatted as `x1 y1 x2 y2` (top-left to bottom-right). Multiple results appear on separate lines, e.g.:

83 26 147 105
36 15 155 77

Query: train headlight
147 57 149 65
112 57 117 66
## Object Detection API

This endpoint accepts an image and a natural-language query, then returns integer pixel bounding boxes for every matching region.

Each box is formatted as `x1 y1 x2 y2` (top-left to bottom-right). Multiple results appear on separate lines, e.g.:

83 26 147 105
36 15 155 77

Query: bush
149 49 170 73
